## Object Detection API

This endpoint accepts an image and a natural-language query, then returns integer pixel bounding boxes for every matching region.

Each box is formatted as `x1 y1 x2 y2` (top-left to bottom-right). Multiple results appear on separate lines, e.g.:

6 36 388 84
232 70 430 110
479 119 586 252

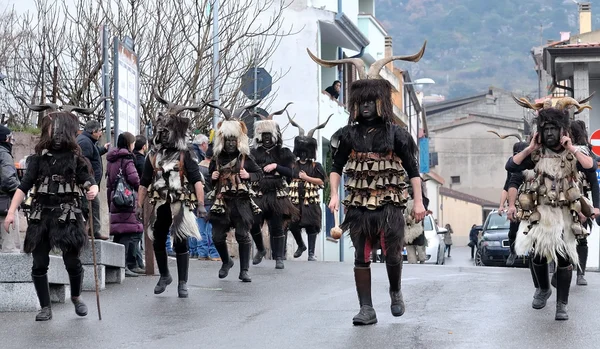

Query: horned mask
205 100 259 157
288 112 332 160
252 102 293 147
153 90 203 151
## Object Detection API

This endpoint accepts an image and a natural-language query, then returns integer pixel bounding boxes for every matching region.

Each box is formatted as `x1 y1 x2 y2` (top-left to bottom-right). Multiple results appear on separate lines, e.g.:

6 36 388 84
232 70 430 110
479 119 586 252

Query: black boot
69 271 88 316
555 265 573 320
291 230 307 258
176 252 189 298
386 262 405 317
531 262 552 309
32 274 52 321
154 249 173 294
307 234 317 261
252 232 267 265
215 242 234 279
273 236 285 269
238 242 252 282
352 267 377 325
528 258 540 299
577 245 588 286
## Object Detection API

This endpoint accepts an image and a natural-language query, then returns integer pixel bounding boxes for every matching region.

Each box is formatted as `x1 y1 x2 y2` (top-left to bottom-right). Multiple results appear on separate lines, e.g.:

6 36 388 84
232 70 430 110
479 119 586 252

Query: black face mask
542 124 561 149
358 101 377 121
224 136 238 154
261 133 274 148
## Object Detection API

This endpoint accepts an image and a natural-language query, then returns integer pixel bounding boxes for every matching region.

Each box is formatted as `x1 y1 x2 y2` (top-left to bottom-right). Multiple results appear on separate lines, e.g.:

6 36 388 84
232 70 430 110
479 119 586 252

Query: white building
260 0 424 262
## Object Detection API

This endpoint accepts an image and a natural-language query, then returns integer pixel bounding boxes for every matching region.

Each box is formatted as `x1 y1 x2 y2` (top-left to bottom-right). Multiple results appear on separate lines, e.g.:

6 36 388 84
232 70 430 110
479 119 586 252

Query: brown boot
352 267 377 325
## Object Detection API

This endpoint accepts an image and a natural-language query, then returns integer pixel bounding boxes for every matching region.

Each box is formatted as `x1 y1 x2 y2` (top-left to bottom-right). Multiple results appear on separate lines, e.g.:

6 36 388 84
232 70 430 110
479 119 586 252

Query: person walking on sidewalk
444 224 453 258
0 125 21 253
196 143 220 261
106 132 144 277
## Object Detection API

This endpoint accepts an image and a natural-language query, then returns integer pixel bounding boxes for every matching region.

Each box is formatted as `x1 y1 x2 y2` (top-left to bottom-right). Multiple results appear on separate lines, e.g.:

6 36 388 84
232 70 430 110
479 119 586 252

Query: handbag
112 159 135 208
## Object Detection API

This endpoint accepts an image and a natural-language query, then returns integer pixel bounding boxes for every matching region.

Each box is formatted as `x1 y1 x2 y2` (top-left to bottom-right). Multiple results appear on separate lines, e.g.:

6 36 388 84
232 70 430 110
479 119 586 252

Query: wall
425 180 440 221
430 121 518 203
439 196 483 246
589 79 600 135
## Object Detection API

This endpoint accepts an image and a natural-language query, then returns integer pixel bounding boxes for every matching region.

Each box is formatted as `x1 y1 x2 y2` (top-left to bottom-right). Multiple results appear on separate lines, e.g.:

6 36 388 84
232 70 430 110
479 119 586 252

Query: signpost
240 67 272 100
591 129 600 157
113 37 140 145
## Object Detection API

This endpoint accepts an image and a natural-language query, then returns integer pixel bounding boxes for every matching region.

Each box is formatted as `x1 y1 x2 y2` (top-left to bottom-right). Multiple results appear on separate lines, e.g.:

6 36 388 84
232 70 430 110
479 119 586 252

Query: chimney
579 2 592 35
384 36 393 71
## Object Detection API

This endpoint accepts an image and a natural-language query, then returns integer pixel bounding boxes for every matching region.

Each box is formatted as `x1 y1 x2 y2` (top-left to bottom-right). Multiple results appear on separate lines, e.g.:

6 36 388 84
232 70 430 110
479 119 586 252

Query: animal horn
153 89 176 110
286 110 304 137
555 96 592 115
232 100 262 119
578 91 595 105
61 97 108 115
487 130 522 142
367 41 427 79
204 100 232 120
170 103 204 116
307 114 333 138
15 96 58 112
306 48 367 80
511 94 545 110
266 102 293 120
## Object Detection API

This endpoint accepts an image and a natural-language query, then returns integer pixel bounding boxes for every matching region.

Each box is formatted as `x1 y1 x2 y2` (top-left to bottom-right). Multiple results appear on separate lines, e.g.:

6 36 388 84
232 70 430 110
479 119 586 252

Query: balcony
357 14 388 63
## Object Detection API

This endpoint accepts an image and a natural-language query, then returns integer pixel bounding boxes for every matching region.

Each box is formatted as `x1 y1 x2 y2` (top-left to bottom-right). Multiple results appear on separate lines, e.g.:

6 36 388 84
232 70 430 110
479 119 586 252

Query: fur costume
510 96 596 266
146 91 204 242
403 199 424 244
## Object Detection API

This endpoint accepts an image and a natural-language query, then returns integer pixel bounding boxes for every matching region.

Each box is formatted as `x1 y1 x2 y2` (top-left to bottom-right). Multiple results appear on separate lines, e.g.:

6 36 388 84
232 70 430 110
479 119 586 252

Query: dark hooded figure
287 113 331 261
506 95 596 321
204 101 263 282
5 98 102 321
137 92 206 298
307 42 427 325
249 103 299 270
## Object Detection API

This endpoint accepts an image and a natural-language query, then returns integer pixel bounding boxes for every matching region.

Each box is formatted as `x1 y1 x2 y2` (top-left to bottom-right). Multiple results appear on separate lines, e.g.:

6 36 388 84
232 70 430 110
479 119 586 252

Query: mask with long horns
288 112 332 160
204 100 259 157
252 102 293 147
307 41 427 123
152 90 203 151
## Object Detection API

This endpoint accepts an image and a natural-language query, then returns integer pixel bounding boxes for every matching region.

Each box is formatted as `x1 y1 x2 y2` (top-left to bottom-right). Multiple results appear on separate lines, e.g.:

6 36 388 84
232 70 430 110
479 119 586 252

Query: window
423 216 433 231
451 176 460 184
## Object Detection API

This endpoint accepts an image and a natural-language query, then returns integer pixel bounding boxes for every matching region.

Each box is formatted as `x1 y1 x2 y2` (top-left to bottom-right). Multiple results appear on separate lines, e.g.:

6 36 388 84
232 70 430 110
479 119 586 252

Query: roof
554 42 600 48
429 112 523 133
439 187 497 207
424 171 445 185
426 86 513 116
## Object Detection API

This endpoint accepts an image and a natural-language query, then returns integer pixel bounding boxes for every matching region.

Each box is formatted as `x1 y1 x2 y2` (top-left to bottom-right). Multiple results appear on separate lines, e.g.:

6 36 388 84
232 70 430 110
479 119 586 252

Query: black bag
112 160 135 208
0 194 10 216
468 241 475 248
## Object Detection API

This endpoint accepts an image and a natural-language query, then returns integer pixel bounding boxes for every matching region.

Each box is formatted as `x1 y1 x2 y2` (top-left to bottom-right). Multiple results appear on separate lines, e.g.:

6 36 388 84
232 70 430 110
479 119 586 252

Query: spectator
191 134 209 163
0 126 20 253
106 132 144 276
324 80 341 100
133 135 147 179
444 224 453 258
188 134 210 258
77 120 109 240
469 224 478 259
195 144 220 261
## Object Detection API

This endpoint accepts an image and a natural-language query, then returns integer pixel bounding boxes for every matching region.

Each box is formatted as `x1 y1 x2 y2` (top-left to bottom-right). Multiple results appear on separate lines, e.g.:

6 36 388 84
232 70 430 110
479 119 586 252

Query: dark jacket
191 144 205 163
133 151 146 180
469 227 479 243
77 131 108 185
106 148 142 235
0 143 19 195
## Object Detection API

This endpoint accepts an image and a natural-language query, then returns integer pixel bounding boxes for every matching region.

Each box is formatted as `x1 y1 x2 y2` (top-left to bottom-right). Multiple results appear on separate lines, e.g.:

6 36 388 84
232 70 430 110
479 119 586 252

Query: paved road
1 257 598 349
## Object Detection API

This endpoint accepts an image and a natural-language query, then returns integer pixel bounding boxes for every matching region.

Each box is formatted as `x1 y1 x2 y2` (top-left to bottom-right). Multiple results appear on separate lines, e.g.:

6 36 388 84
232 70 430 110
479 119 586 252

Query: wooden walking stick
84 182 102 320
330 209 343 240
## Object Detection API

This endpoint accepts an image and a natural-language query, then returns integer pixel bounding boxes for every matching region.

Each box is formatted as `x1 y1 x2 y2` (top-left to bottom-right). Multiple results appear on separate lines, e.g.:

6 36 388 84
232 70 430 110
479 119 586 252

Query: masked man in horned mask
137 92 205 298
249 104 299 270
287 113 331 261
506 96 596 321
4 98 102 321
204 101 263 282
308 42 427 325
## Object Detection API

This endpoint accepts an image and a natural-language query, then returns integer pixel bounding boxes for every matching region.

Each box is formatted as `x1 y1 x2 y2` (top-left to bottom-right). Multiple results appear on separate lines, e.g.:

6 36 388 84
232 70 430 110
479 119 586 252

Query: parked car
475 211 528 267
402 214 446 265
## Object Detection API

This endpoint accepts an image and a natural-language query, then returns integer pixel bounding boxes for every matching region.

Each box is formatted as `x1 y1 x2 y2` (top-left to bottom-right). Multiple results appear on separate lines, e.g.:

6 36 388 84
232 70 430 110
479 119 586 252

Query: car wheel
475 249 483 266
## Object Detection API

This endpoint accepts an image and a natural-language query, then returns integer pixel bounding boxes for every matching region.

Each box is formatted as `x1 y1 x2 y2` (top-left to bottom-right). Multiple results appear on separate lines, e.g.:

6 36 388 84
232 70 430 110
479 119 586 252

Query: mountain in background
375 0 600 99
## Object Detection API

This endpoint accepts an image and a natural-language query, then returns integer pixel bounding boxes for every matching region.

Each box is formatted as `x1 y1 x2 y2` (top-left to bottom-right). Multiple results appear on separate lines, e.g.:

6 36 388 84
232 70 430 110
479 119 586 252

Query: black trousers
508 221 519 254
113 233 142 269
250 212 285 241
32 237 82 277
212 219 251 245
82 195 101 236
152 204 188 254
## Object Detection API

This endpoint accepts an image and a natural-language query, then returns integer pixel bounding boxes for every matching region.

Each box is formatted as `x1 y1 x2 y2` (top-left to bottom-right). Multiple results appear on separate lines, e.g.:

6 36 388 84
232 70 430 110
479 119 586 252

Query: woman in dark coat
106 132 143 276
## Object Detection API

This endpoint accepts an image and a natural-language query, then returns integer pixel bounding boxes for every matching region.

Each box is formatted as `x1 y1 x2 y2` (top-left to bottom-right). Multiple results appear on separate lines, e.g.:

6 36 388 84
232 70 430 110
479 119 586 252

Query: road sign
591 129 600 157
240 67 272 100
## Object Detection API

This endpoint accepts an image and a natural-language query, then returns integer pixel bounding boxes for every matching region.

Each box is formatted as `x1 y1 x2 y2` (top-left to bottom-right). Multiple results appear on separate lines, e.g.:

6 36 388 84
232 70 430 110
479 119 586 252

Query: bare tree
0 0 297 134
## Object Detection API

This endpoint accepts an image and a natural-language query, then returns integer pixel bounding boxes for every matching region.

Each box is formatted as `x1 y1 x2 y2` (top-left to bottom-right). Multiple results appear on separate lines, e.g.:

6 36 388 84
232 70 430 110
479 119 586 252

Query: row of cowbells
211 197 262 215
345 159 404 175
342 192 405 210
290 194 321 206
289 180 324 190
344 176 408 190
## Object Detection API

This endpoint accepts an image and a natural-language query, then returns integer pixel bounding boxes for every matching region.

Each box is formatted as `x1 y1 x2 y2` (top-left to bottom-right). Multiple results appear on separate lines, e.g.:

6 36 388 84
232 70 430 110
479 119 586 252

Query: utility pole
51 66 59 103
212 0 220 130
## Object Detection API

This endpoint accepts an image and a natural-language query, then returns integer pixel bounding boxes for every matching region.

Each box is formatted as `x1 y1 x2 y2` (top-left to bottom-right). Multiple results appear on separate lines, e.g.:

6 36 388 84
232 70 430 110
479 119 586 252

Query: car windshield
423 217 433 231
485 213 510 230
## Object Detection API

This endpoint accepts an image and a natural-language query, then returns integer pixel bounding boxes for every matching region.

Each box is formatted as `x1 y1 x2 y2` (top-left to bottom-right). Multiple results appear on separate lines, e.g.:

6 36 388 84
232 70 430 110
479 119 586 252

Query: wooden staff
85 183 102 320
330 209 343 239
